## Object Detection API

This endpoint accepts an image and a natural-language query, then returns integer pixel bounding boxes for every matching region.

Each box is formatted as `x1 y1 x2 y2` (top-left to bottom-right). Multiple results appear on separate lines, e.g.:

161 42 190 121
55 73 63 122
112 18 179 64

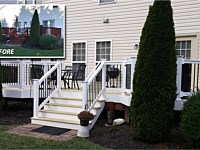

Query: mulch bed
0 101 191 149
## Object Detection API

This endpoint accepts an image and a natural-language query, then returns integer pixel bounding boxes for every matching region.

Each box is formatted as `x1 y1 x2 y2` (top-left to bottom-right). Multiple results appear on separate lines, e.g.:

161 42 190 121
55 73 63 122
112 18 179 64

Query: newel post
130 57 137 93
122 59 126 93
101 59 106 89
82 81 88 110
57 62 62 90
33 79 39 118
19 60 25 90
174 56 183 110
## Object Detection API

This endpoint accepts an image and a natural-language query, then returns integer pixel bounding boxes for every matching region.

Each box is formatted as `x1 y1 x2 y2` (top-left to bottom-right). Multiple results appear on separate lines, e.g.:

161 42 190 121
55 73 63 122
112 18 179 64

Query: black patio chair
62 64 86 90
30 65 44 79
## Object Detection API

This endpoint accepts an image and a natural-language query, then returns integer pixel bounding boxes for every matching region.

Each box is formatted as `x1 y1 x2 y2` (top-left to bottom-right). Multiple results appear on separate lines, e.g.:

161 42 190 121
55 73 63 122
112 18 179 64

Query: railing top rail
87 61 106 85
1 60 57 65
85 61 102 81
182 59 200 64
39 61 60 84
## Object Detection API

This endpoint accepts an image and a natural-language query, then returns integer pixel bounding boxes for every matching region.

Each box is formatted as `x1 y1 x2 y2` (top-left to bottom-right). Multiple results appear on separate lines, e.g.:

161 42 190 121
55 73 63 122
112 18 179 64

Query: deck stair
31 89 105 130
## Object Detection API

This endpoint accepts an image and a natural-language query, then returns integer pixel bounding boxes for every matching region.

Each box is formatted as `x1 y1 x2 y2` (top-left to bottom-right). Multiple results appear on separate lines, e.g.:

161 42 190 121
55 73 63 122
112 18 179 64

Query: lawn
0 125 107 149
0 45 64 58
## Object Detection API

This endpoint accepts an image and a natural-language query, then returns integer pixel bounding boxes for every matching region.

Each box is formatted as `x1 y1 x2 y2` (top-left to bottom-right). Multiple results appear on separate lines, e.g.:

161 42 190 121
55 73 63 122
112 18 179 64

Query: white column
174 56 184 110
130 57 137 94
122 59 126 94
57 62 62 90
101 59 106 90
33 79 39 117
19 60 25 90
82 81 88 110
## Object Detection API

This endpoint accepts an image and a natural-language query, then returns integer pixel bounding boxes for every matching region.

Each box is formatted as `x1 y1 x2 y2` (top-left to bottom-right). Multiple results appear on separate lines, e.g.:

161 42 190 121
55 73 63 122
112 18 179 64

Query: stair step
39 109 96 116
46 103 82 108
31 117 81 130
52 97 82 101
40 110 79 115
31 117 80 124
46 103 101 109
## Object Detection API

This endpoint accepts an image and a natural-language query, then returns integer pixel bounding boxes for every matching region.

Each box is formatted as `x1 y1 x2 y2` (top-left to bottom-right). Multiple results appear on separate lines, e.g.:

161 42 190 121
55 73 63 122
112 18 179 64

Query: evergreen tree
130 0 176 142
30 9 40 47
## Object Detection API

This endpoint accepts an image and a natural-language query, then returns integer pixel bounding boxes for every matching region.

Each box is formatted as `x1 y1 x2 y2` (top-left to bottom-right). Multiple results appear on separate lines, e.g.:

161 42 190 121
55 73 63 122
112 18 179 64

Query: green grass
0 45 64 58
0 125 108 149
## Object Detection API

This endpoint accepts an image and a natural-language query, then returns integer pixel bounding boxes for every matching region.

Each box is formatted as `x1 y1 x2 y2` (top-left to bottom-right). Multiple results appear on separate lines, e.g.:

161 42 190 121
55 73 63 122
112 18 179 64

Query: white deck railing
33 61 62 118
82 57 137 112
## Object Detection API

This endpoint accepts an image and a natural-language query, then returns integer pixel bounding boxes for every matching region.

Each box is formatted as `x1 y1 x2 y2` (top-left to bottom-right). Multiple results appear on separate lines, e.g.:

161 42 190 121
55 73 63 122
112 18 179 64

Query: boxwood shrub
39 34 57 50
181 92 200 148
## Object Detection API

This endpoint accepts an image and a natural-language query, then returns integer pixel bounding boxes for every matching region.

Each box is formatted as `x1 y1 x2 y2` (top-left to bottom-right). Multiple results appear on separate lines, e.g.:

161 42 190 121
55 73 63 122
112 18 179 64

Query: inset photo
0 4 65 58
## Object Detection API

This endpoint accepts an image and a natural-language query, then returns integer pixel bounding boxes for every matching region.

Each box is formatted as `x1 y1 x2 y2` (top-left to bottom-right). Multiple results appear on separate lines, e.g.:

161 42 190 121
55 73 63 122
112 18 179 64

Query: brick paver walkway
7 124 77 141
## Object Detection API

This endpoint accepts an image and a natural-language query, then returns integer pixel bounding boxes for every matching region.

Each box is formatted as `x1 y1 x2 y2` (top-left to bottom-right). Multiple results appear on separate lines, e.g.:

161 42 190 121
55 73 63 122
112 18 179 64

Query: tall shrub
130 0 176 142
30 9 40 47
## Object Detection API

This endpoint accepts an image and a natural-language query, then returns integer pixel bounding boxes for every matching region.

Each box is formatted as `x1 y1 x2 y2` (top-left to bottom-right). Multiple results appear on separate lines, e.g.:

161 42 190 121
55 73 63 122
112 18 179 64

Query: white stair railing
82 59 106 111
33 61 61 118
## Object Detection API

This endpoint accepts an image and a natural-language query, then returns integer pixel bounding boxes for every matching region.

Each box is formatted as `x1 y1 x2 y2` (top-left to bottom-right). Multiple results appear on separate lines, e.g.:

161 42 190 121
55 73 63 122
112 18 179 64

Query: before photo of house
0 4 65 58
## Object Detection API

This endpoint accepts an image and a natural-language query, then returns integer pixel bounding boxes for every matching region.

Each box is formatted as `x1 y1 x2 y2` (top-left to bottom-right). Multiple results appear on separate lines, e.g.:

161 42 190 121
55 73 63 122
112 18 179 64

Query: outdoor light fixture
103 17 109 23
134 44 139 49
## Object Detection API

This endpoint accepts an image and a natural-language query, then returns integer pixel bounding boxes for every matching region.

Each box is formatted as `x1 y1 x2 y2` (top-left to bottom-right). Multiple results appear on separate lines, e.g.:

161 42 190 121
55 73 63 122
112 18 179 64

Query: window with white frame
96 41 111 61
176 40 191 59
72 42 86 62
99 0 116 4
72 42 86 79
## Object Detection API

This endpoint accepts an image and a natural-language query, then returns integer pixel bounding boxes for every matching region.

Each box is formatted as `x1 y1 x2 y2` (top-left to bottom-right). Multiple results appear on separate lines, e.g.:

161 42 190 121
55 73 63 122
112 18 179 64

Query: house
0 5 64 45
0 0 200 132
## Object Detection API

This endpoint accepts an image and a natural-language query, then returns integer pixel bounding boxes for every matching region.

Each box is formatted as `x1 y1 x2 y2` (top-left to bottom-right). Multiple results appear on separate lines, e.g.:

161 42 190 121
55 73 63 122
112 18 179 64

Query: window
99 0 116 4
72 42 86 62
43 20 55 27
176 40 191 59
96 41 111 61
72 42 86 79
25 0 43 4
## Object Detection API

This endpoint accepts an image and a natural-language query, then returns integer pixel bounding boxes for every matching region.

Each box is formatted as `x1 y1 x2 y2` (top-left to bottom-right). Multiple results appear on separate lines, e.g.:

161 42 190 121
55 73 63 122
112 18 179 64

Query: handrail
39 61 60 83
87 62 105 84
33 61 62 118
82 60 106 111
85 61 101 81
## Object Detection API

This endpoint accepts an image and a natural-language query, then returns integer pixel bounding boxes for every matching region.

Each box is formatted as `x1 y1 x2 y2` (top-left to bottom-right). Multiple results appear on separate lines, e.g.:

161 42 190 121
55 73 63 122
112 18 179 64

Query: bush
29 9 40 47
130 0 176 143
39 34 57 50
181 92 200 148
57 38 64 48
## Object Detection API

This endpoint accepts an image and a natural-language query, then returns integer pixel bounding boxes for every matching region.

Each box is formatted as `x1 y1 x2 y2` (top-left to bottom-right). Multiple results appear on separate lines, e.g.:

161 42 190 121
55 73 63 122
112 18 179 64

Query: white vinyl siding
44 0 200 76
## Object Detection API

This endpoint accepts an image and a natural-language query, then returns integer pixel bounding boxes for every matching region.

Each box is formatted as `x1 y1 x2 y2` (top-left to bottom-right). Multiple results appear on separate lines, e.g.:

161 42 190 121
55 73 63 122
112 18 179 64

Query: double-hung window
176 40 191 59
72 42 86 77
96 41 111 61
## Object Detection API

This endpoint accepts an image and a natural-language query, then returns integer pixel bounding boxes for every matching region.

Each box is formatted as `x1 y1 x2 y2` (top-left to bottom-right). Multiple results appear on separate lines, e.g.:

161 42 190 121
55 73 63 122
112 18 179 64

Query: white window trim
98 0 116 5
95 40 112 63
71 41 87 65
